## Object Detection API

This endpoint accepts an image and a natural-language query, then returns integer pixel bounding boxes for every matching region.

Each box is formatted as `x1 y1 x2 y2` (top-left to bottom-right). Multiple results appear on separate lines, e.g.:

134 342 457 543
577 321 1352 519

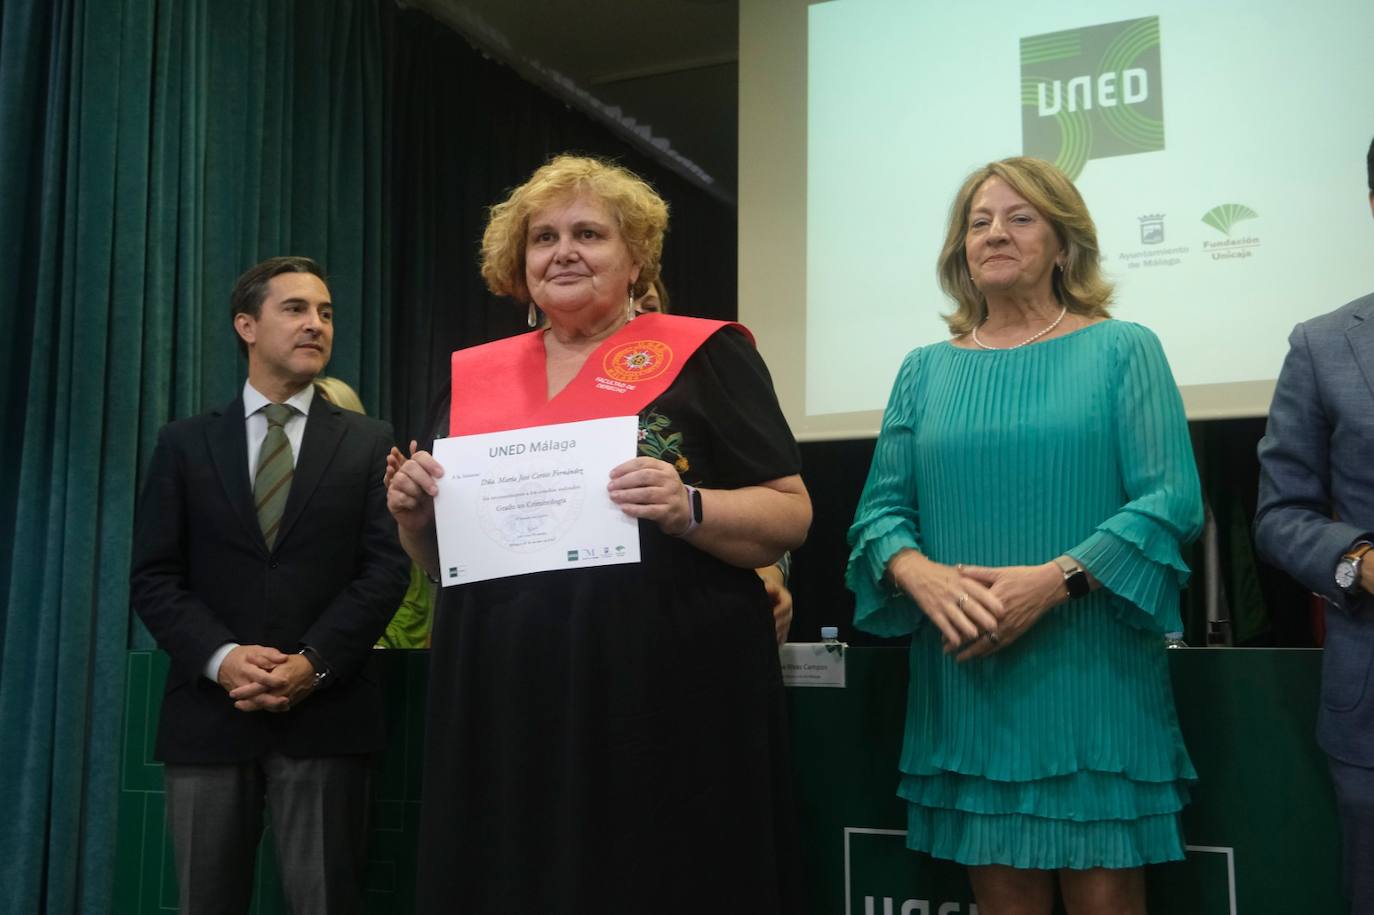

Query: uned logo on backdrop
1020 17 1164 179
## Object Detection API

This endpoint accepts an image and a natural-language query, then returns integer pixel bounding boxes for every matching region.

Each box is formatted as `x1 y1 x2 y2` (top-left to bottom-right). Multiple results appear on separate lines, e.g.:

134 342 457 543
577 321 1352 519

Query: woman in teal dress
847 157 1202 914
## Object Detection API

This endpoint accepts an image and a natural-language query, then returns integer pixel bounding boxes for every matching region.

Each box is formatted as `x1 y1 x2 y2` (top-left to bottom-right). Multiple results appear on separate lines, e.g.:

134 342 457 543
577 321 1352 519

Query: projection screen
740 0 1374 440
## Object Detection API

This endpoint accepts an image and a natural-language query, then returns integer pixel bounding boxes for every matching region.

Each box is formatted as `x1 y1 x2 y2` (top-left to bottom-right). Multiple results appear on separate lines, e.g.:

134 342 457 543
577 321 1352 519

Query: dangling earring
626 290 636 323
527 302 538 328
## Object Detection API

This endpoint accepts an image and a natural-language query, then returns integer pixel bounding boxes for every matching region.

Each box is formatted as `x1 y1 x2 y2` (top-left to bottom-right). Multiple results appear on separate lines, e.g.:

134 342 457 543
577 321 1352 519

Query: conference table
114 647 1341 913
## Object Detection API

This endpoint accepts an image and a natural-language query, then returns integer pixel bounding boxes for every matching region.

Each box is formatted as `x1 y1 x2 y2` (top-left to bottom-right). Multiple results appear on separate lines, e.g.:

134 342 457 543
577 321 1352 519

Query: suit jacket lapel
205 396 264 551
1346 302 1374 401
275 395 345 549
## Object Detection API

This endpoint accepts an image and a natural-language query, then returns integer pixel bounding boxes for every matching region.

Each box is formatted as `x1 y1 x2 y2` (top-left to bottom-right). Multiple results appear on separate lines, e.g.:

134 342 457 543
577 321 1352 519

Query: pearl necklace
970 305 1068 350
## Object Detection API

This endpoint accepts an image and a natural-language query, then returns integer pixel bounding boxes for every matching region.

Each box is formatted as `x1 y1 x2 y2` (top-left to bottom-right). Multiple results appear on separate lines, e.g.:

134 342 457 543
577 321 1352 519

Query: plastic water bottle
821 626 839 643
1164 631 1188 649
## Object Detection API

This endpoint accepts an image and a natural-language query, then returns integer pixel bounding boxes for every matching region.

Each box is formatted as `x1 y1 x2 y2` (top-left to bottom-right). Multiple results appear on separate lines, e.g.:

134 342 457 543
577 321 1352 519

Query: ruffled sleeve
1068 323 1203 632
846 349 928 636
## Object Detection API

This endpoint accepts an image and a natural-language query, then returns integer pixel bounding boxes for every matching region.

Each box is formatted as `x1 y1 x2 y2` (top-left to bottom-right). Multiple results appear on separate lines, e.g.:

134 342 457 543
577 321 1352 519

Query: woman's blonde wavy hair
937 157 1113 336
480 154 669 304
313 375 365 415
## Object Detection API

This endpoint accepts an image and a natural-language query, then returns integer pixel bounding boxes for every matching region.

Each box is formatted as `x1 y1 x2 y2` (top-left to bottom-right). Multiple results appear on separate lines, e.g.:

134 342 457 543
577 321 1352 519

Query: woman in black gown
387 154 811 914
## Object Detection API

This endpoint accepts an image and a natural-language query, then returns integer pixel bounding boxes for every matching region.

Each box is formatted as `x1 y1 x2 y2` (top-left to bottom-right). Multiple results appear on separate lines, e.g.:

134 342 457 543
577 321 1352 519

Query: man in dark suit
1255 136 1374 913
130 256 410 915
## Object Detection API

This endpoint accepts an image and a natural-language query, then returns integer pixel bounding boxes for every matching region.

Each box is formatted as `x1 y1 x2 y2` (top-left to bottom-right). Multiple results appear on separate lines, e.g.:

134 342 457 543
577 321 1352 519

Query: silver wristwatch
1336 543 1374 593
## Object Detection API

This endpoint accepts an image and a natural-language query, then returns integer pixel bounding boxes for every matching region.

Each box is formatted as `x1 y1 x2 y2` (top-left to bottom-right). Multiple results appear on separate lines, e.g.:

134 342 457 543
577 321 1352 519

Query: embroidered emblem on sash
603 340 673 383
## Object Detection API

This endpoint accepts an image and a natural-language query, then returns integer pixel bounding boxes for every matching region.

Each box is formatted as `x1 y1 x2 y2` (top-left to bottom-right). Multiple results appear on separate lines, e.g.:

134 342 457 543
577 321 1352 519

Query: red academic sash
449 313 752 436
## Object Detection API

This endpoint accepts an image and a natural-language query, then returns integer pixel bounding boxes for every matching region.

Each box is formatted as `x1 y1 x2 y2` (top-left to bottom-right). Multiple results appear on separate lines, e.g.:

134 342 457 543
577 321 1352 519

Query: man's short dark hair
1367 135 1373 194
230 256 327 356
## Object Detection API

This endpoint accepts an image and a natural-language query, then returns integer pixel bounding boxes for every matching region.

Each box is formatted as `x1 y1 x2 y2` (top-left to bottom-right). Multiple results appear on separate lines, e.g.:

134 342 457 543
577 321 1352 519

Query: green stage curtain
1 1 738 909
0 1 386 910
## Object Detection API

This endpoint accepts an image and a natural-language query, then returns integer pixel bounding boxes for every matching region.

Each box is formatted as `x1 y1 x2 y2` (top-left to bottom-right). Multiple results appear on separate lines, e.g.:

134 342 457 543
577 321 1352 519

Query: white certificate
430 416 641 586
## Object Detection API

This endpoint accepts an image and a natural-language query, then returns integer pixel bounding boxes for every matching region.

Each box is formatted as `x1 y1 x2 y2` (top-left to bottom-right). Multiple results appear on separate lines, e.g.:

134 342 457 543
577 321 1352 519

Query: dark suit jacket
1256 291 1374 766
130 392 411 764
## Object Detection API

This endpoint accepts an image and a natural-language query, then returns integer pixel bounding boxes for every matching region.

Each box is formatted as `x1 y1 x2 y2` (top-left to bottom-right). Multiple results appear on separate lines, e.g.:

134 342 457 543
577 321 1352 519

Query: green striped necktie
255 402 295 549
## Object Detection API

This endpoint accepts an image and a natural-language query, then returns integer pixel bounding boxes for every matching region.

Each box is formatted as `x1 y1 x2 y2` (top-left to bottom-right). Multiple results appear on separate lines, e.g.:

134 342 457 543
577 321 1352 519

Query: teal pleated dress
846 320 1203 870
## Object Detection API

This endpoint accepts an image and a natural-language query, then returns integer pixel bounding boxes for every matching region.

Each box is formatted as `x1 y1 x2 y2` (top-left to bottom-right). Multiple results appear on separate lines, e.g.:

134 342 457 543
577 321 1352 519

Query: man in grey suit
131 256 410 914
1255 136 1374 913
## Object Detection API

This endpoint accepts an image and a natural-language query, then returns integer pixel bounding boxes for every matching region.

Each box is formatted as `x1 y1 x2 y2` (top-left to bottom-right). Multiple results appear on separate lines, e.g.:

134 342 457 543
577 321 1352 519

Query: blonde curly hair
313 376 365 414
480 154 669 304
937 157 1113 336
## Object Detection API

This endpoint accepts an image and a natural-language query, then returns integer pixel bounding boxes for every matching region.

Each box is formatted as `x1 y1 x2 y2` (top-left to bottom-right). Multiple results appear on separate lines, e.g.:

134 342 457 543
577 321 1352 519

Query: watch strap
680 485 702 536
298 645 331 690
1343 542 1374 563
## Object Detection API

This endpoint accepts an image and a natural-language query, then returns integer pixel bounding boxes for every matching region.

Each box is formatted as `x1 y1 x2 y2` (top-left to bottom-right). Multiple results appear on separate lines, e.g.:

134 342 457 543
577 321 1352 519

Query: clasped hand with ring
890 553 1005 656
958 625 1001 649
955 591 1000 643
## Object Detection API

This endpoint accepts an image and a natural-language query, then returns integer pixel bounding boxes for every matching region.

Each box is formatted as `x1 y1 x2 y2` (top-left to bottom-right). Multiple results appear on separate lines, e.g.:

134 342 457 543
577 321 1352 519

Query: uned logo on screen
1035 69 1149 115
1020 16 1164 179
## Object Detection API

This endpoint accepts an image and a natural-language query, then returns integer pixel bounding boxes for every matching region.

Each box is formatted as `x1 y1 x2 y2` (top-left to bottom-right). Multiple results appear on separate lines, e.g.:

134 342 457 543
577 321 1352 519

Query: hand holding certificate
431 416 641 585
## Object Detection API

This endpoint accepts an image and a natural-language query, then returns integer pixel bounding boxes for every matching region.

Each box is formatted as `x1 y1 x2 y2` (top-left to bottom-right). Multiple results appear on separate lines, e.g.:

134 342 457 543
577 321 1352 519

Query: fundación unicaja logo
1201 204 1258 237
1021 16 1165 179
1200 203 1260 260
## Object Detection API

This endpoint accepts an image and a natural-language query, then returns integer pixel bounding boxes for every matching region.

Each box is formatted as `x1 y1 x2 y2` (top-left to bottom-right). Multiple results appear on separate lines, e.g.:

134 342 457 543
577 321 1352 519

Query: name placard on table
780 642 848 688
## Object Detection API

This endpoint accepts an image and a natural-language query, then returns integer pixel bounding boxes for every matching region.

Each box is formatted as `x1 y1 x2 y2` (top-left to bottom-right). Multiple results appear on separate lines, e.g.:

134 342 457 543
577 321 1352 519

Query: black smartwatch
1053 555 1090 600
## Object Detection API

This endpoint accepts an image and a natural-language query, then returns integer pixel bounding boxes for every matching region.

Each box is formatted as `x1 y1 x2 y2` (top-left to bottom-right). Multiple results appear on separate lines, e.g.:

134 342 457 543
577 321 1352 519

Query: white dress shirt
243 380 315 480
205 380 318 682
